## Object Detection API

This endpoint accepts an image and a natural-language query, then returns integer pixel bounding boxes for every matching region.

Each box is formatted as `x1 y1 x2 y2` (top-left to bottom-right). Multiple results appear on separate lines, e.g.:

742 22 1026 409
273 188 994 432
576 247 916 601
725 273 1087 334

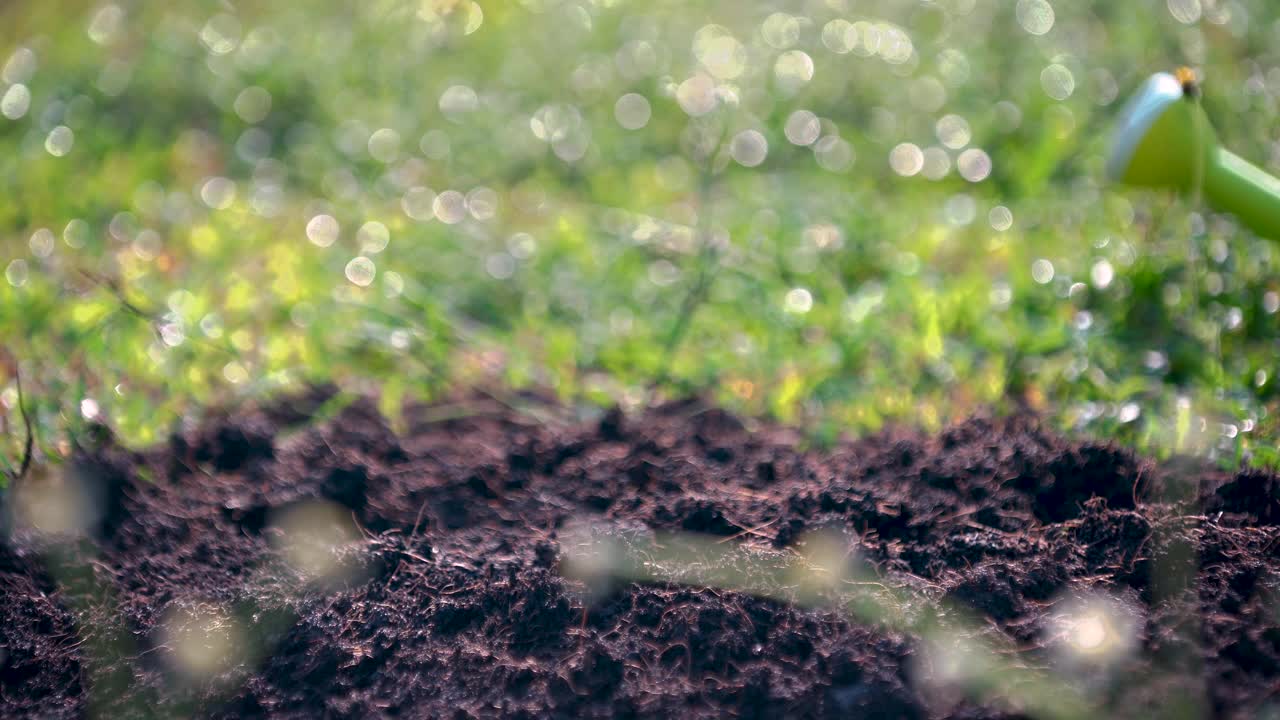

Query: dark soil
3 390 1280 718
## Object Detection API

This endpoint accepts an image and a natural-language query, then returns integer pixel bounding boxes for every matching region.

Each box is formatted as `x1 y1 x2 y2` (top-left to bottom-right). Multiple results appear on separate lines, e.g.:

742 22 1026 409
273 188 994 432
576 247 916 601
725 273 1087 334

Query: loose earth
3 390 1279 718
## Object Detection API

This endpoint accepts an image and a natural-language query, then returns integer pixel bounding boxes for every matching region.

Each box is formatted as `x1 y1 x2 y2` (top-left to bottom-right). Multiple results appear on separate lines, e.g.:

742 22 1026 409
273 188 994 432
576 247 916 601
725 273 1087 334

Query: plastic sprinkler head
1107 68 1280 240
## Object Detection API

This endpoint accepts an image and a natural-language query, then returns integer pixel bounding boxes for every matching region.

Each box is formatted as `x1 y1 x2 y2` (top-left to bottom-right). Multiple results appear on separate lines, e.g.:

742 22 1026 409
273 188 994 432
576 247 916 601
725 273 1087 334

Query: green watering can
1107 68 1280 240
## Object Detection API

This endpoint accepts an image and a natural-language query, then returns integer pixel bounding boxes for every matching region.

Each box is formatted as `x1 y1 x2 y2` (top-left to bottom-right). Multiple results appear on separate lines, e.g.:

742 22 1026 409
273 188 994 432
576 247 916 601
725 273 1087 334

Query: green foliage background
3 0 1280 472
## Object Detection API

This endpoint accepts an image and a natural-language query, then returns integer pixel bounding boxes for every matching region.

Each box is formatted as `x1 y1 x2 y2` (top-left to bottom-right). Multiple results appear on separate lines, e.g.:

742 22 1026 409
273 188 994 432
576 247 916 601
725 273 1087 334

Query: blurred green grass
3 0 1280 472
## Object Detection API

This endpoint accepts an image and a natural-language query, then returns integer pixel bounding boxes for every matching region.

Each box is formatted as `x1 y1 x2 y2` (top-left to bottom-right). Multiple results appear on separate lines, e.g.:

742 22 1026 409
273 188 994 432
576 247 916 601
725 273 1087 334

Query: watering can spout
1107 71 1280 241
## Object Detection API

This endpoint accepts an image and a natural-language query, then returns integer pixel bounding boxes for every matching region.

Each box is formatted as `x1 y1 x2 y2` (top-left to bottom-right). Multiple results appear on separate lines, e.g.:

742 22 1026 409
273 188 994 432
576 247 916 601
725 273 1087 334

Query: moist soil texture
3 389 1280 719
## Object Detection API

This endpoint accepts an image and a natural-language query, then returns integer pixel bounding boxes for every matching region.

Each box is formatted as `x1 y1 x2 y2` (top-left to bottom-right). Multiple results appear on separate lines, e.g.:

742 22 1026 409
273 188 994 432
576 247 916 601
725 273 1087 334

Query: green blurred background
2 0 1278 469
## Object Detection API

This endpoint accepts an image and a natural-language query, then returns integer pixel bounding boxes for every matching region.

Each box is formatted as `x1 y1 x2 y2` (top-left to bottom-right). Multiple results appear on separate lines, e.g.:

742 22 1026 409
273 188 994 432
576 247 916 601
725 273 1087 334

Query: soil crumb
2 393 1279 719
